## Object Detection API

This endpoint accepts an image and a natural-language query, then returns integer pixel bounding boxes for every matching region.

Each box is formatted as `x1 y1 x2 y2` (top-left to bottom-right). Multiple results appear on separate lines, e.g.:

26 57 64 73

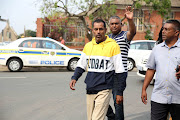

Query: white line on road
0 77 27 79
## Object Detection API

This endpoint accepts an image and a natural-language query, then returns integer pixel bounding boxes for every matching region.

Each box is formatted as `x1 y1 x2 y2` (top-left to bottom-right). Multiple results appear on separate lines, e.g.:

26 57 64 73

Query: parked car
127 40 156 71
136 54 155 84
0 37 81 72
0 41 11 46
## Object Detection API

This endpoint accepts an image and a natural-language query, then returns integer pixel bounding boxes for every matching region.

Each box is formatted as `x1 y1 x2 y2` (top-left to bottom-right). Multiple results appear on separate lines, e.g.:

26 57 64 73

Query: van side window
32 40 40 48
42 40 64 50
130 42 148 50
138 42 148 50
19 40 32 48
42 40 55 49
19 40 40 48
149 42 155 50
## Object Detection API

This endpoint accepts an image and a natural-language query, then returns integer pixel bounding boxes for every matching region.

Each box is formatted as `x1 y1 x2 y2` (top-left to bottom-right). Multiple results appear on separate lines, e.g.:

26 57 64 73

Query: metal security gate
43 23 85 43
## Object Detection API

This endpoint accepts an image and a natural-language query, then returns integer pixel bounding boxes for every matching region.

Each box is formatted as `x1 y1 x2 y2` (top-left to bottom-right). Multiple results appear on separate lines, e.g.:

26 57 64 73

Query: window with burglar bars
43 22 85 42
133 10 144 31
77 22 85 38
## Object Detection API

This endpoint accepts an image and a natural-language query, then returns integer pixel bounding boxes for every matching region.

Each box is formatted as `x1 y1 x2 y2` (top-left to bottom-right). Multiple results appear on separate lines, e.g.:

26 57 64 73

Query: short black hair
156 27 163 44
92 19 106 28
165 19 180 31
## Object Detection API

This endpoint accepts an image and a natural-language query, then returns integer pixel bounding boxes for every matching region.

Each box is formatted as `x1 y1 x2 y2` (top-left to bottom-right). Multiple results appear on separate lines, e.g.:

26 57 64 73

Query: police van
0 37 82 72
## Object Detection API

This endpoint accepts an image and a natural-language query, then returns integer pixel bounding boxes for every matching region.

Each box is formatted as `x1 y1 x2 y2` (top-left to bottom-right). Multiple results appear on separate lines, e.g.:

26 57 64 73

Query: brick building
36 0 180 46
113 0 180 41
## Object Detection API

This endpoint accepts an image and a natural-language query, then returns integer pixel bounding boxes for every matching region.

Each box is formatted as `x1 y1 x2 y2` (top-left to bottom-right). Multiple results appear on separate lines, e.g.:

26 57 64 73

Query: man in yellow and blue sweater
69 19 125 120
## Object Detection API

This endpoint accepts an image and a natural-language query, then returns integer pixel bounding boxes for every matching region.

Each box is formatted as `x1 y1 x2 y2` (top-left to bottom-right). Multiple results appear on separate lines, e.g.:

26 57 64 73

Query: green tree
40 0 117 41
39 0 172 41
18 30 36 38
25 30 36 37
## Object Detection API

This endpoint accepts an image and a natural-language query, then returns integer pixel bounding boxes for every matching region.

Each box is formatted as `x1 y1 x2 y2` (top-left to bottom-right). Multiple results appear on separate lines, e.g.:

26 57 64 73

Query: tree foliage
40 0 117 41
39 0 172 41
88 1 117 24
25 30 36 37
18 30 36 38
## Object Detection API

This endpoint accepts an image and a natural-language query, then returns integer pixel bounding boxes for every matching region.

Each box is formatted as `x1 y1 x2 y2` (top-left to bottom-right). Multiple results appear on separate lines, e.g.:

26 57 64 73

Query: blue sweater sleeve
71 67 85 81
116 73 127 96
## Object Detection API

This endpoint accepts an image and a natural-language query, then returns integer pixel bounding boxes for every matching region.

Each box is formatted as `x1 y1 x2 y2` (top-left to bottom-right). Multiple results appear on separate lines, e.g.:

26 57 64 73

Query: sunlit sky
0 0 105 35
0 0 42 35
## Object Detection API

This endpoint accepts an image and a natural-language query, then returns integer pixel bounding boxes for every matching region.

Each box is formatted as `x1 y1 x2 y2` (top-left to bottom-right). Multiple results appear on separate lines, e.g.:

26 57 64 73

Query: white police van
0 37 82 72
128 40 156 71
136 54 155 85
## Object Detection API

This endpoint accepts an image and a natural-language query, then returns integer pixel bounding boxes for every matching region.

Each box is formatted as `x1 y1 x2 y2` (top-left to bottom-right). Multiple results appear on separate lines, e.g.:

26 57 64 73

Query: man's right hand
141 90 147 104
69 79 77 90
116 95 123 105
176 65 180 80
141 69 155 105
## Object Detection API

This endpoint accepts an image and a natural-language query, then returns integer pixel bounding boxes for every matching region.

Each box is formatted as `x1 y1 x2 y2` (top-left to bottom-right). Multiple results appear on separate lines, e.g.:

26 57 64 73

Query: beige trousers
86 89 112 120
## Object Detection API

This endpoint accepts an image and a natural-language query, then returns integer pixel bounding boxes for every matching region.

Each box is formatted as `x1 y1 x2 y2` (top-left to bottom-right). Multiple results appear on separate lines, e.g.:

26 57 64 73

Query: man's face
92 22 107 43
162 23 178 41
48 33 51 37
109 18 122 35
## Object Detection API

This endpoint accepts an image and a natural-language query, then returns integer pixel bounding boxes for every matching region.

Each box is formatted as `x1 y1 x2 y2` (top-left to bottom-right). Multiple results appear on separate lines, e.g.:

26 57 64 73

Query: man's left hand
176 65 180 80
125 6 134 20
116 95 123 105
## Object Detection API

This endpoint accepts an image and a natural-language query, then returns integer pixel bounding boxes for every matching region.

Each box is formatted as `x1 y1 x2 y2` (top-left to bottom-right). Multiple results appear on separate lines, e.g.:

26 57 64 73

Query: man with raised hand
107 6 136 120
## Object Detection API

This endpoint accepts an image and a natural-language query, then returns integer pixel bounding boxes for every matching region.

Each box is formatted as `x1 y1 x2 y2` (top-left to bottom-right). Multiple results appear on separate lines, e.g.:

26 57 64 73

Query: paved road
0 66 153 120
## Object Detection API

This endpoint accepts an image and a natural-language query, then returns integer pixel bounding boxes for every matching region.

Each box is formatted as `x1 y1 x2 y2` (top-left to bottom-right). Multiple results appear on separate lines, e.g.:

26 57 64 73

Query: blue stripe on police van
18 51 42 54
56 52 81 56
56 52 66 55
0 58 5 60
67 53 81 56
17 51 81 56
0 50 18 53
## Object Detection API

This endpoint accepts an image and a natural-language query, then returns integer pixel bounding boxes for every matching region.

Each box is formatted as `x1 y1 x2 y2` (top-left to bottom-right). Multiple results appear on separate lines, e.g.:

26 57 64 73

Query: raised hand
125 6 134 20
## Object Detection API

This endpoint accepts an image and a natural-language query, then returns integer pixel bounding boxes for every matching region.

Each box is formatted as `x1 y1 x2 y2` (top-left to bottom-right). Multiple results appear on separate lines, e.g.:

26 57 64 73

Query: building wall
142 10 163 41
36 18 43 37
175 12 180 20
36 8 180 45
0 23 17 42
116 9 148 40
116 9 180 41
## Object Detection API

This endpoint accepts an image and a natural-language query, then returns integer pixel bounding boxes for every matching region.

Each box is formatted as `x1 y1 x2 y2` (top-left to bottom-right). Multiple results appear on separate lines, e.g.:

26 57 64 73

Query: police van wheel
7 58 23 72
67 58 79 71
127 59 135 71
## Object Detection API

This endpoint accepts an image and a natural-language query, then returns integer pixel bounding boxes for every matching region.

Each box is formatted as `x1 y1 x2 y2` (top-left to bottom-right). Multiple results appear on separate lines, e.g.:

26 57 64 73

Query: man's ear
105 28 107 33
175 30 180 37
121 23 124 27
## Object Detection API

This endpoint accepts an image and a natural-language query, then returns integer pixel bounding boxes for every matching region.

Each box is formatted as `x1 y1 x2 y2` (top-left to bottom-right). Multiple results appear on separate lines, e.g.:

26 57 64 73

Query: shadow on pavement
0 66 71 72
126 111 150 120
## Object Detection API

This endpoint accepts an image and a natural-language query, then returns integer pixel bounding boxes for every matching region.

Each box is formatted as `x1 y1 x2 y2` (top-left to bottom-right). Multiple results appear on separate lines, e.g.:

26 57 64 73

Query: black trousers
151 101 180 120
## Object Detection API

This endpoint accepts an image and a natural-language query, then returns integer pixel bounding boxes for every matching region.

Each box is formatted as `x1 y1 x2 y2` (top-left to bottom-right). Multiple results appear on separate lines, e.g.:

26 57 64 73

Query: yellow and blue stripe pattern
77 36 124 73
0 49 81 57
